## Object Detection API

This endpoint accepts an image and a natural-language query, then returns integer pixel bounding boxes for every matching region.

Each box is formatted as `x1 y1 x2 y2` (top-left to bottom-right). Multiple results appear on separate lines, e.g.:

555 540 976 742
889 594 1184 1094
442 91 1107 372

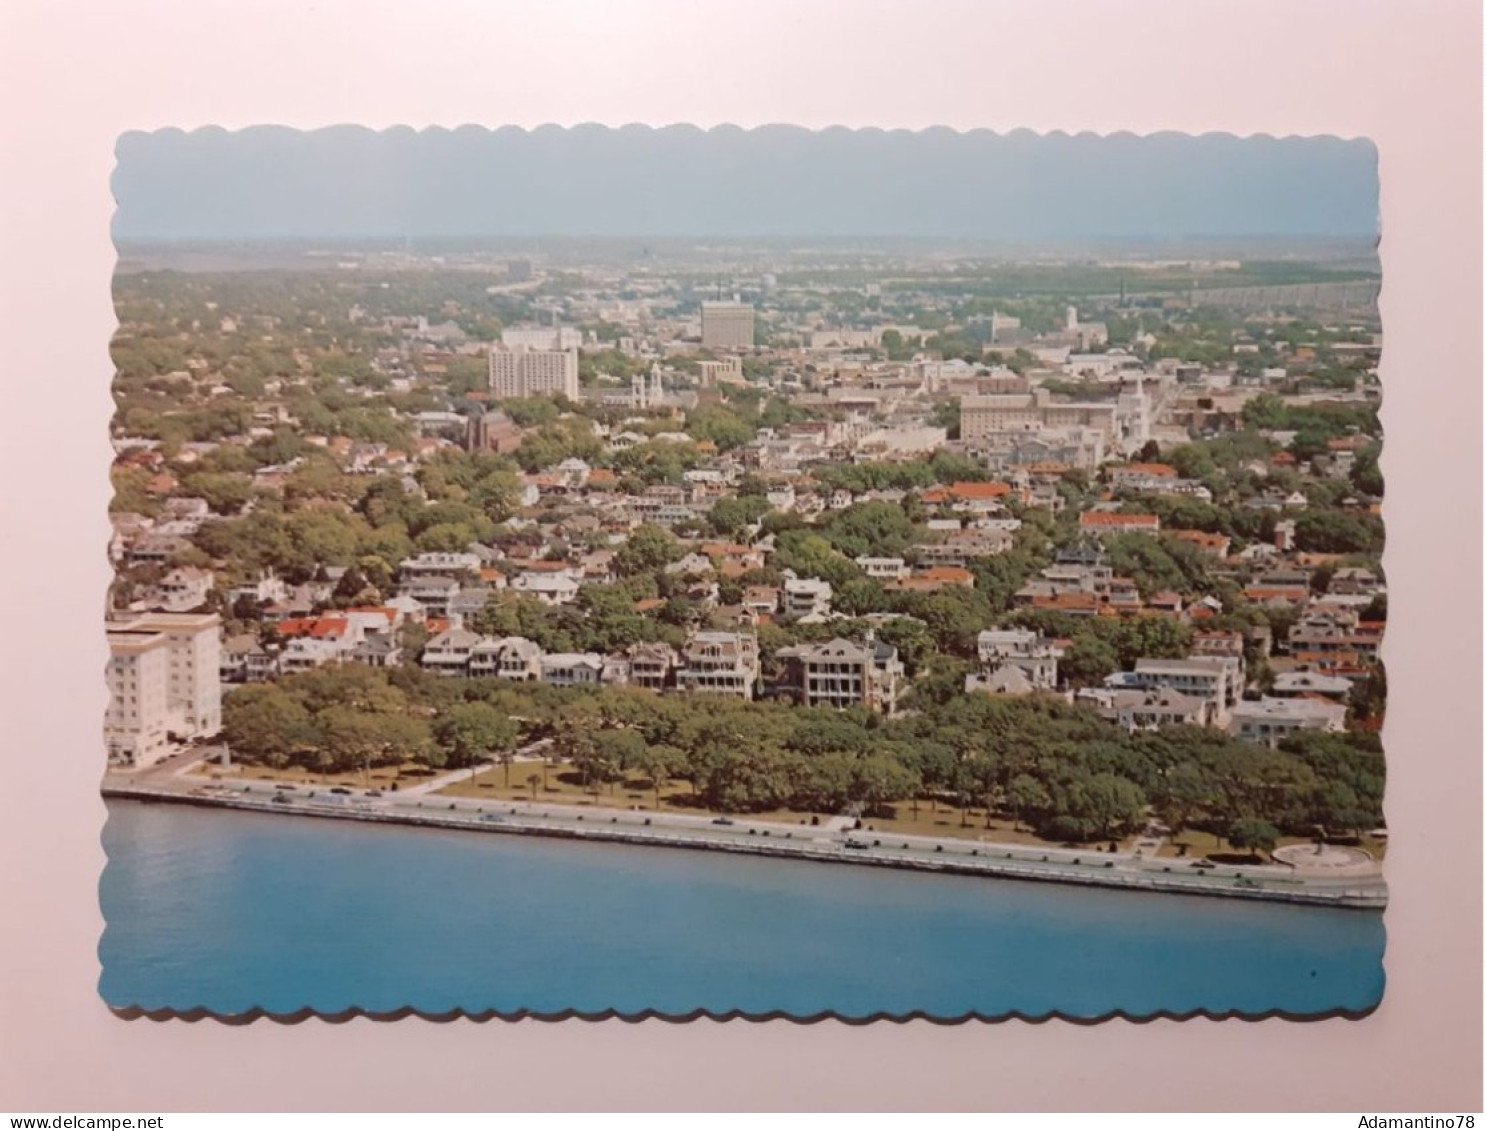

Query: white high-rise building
488 343 580 401
105 628 172 766
107 612 223 748
701 301 755 349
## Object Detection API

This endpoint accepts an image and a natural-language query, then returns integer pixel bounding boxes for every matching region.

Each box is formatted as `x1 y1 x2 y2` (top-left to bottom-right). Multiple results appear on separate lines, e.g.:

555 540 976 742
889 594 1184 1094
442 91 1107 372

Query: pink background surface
0 0 1479 1112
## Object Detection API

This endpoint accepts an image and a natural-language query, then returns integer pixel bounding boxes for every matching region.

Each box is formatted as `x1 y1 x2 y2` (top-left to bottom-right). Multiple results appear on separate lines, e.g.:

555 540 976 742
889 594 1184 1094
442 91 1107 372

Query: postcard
99 124 1386 1021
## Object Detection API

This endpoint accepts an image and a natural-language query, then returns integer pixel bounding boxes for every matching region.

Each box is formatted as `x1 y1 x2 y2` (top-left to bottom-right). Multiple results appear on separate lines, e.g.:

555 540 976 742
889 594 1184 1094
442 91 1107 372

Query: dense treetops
223 664 1383 845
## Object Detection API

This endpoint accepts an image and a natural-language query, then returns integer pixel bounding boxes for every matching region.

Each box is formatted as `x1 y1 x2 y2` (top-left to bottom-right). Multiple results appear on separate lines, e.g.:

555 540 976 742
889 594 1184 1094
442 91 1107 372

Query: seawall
101 784 1388 911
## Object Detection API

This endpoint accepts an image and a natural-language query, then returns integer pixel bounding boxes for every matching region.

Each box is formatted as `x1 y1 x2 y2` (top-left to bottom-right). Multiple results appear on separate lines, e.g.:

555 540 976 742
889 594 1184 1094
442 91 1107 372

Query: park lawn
436 762 615 803
847 809 1140 852
434 761 1137 851
193 762 441 790
1155 827 1388 863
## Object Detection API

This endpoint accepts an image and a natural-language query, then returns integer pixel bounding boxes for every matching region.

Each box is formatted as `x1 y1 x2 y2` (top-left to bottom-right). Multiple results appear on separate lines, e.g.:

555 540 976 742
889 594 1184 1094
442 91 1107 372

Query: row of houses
406 627 909 714
961 615 1354 747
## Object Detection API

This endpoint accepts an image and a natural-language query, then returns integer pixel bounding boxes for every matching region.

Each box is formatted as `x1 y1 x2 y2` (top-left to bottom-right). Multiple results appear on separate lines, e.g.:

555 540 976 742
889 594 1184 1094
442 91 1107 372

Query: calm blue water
98 800 1385 1018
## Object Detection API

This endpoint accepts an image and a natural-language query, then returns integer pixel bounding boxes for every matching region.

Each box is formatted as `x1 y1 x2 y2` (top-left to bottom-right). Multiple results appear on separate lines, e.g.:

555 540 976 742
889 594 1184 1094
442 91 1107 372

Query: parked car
330 787 353 795
711 817 735 826
271 794 292 805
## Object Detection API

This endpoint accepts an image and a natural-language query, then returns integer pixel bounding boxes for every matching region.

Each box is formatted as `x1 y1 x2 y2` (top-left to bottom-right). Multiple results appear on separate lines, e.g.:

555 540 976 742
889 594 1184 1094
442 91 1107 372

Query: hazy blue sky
111 125 1379 242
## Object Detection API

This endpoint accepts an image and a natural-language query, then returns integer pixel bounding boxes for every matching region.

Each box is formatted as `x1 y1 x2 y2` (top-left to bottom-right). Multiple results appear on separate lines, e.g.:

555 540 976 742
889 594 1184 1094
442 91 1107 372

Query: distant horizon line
114 233 1381 248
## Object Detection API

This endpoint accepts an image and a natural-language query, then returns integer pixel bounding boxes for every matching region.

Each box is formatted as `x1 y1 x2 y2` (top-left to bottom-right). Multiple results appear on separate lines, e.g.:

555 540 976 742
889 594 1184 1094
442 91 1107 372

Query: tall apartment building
106 611 223 764
105 628 172 766
700 301 755 349
488 343 580 401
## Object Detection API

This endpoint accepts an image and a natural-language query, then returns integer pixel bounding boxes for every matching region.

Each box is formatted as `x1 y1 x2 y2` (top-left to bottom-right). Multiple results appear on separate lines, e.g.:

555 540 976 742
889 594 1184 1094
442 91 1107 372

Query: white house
539 652 605 688
782 577 834 621
854 556 909 580
1229 697 1348 747
509 573 582 606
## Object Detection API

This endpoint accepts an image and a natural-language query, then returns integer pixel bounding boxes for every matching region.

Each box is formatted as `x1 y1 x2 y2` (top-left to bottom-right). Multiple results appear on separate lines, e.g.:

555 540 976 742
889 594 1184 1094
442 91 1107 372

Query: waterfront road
102 769 1388 909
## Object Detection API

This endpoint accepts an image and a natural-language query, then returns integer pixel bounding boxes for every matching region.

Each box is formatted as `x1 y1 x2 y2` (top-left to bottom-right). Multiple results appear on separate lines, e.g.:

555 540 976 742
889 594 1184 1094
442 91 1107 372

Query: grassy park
431 759 1139 851
1154 826 1387 863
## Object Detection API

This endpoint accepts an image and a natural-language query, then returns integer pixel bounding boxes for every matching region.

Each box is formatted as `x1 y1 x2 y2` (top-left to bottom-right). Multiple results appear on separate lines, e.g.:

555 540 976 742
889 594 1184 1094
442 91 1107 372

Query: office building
488 343 580 401
701 301 755 349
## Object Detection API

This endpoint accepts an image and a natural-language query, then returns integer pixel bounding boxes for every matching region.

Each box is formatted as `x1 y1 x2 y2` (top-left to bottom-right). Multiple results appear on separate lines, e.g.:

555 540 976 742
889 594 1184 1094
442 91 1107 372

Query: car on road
711 817 735 826
271 794 292 805
365 789 383 797
843 839 870 851
330 787 353 795
1190 859 1217 870
479 814 506 824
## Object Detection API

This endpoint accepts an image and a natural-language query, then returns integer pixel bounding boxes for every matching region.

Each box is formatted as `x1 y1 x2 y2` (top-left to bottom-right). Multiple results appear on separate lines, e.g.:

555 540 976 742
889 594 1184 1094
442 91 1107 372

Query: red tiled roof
919 566 975 585
1117 463 1178 477
1170 529 1230 550
949 481 1013 501
1079 512 1160 528
1244 586 1309 600
276 616 349 640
